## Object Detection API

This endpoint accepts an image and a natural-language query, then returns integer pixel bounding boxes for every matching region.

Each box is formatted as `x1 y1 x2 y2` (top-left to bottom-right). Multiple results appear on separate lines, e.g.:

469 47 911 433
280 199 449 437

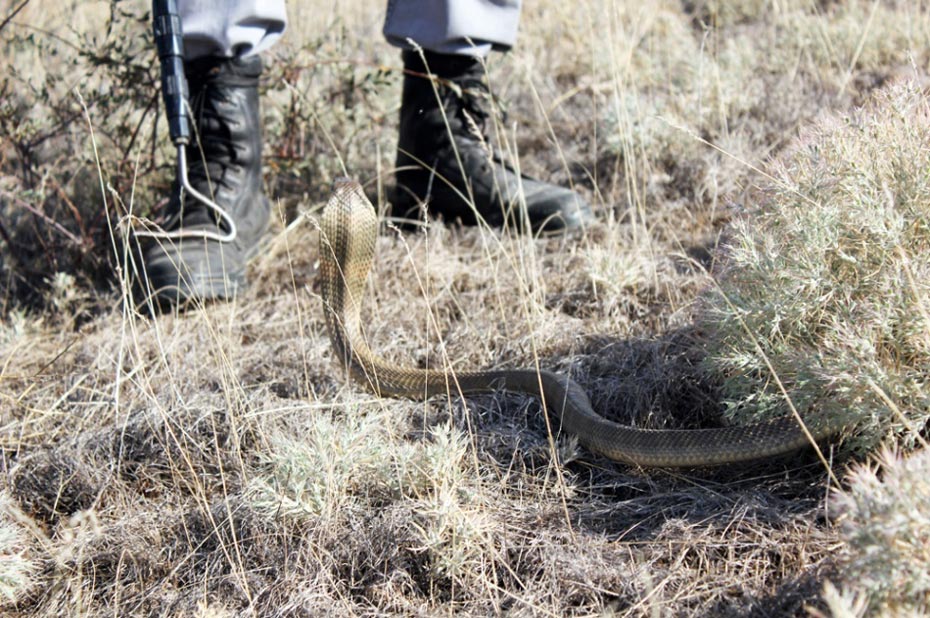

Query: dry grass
0 493 36 602
1 0 929 615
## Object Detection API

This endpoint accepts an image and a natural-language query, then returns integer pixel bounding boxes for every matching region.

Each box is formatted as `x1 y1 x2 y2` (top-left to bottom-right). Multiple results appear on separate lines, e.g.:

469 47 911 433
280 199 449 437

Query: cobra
319 178 845 467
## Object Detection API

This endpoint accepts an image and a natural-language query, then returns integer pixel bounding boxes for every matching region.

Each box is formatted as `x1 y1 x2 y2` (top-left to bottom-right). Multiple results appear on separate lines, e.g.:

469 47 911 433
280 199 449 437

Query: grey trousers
178 0 521 59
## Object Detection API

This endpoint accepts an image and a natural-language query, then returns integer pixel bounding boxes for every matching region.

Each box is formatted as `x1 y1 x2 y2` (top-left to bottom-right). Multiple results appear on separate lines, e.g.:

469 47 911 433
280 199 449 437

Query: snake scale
319 178 844 467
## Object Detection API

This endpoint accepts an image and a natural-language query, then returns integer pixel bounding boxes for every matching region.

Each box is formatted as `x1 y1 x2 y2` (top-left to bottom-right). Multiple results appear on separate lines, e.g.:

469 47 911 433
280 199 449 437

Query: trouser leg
178 0 517 58
177 0 288 59
383 0 521 56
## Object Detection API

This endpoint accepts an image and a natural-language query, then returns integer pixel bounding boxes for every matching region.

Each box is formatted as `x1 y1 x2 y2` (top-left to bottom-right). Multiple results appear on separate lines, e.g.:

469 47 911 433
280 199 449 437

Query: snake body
320 179 844 467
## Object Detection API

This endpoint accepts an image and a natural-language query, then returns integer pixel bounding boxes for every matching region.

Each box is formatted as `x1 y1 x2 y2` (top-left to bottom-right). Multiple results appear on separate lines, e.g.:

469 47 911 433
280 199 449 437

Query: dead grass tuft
0 493 36 603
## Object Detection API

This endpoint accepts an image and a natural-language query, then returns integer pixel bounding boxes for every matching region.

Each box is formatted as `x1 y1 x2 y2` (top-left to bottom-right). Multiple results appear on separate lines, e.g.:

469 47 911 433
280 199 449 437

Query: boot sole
147 268 246 307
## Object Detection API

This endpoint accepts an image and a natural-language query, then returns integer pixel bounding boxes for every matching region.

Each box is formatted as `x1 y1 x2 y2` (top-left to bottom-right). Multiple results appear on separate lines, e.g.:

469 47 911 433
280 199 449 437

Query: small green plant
250 412 467 521
701 83 930 456
249 409 497 588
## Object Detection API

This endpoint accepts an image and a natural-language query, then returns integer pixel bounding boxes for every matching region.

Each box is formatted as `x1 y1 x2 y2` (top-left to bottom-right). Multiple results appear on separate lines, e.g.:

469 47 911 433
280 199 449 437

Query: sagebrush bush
701 83 930 455
830 448 930 615
250 412 466 520
250 410 497 584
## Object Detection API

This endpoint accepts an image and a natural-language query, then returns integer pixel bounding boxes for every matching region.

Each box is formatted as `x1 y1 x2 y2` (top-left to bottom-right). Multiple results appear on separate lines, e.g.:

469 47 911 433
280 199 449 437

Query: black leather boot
391 50 593 234
137 55 270 306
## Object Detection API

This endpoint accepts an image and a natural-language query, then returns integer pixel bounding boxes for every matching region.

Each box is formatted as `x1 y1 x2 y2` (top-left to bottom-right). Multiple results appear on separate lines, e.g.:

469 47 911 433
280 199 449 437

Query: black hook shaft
152 0 190 145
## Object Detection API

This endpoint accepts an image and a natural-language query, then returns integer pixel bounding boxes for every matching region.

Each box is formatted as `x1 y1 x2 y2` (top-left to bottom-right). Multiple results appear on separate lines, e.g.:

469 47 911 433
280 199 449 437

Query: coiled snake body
320 179 843 467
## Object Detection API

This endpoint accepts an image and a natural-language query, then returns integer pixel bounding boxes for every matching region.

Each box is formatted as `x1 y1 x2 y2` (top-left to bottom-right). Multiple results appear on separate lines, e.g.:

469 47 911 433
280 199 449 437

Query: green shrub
829 448 930 615
701 83 930 455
